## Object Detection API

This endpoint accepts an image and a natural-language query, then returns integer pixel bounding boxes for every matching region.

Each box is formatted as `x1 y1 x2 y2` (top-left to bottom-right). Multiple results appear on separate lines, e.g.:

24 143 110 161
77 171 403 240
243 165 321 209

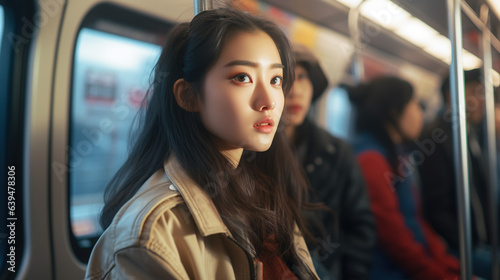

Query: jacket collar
164 156 231 237
164 156 319 279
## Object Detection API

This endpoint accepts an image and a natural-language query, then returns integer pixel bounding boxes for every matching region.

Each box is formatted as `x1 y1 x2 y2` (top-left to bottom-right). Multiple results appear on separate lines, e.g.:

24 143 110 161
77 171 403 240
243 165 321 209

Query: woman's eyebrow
224 60 284 69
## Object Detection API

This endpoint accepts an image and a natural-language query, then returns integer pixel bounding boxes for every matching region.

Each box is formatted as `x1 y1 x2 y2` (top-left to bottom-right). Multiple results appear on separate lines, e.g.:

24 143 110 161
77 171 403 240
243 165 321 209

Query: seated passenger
283 44 375 280
347 76 461 280
85 8 320 279
496 87 500 205
417 69 499 279
496 88 500 223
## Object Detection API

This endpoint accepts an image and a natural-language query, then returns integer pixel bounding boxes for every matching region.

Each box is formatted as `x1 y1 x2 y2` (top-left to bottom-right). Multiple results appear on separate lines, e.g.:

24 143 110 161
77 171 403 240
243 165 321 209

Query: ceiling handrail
461 0 500 54
347 0 366 83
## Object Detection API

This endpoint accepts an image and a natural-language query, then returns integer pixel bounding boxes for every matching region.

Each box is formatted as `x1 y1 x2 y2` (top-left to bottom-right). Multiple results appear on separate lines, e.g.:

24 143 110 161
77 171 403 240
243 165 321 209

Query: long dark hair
346 76 414 170
100 8 314 277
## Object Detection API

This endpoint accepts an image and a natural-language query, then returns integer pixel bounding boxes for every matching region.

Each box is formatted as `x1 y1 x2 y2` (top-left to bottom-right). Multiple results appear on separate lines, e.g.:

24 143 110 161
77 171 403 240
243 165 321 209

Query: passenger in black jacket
417 69 499 279
284 44 376 280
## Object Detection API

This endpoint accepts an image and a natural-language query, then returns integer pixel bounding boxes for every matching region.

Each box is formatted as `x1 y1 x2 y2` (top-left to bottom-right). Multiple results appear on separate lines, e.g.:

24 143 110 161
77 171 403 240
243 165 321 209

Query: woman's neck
219 148 243 168
285 125 297 144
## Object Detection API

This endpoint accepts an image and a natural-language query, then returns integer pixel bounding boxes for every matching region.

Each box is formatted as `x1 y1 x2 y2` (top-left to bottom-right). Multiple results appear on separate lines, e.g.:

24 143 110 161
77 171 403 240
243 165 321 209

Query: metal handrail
194 0 212 15
479 5 499 280
461 1 500 54
347 0 365 83
447 0 473 279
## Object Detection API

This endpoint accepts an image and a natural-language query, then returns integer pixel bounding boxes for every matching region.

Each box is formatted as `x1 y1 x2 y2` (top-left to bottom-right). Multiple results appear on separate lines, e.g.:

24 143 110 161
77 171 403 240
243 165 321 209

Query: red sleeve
419 217 460 273
357 151 460 280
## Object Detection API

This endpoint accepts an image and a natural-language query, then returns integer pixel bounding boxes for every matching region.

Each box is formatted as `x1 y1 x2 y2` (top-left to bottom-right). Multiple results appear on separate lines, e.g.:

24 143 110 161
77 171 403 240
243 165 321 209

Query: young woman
284 44 375 280
84 8 319 280
347 77 461 280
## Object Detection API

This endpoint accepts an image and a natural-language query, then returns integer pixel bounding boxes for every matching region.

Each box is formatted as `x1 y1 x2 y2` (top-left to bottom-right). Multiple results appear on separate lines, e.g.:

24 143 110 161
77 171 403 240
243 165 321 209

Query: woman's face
465 81 485 125
199 31 285 155
283 65 314 127
398 97 424 141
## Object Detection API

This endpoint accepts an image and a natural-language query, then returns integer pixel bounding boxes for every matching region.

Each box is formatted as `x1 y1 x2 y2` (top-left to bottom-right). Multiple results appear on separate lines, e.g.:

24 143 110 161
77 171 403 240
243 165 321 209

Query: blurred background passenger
496 87 500 203
417 69 499 279
347 76 461 280
496 87 500 244
284 44 376 280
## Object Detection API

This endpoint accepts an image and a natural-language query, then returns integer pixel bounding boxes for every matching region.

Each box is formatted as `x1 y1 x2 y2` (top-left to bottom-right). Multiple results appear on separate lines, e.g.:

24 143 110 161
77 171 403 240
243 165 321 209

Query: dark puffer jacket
293 118 376 280
417 113 495 250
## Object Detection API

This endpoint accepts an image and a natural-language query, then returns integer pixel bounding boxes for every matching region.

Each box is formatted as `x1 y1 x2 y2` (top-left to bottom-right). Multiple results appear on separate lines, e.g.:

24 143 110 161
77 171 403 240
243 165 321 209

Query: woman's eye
271 76 283 86
232 74 251 84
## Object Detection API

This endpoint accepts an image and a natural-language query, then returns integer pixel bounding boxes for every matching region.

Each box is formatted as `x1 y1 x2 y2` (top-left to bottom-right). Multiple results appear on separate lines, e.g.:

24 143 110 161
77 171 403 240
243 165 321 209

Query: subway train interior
0 0 499 279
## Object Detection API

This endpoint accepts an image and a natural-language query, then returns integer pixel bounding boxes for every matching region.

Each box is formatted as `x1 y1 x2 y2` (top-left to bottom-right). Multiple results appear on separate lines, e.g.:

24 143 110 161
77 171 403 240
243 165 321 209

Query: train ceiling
263 0 500 75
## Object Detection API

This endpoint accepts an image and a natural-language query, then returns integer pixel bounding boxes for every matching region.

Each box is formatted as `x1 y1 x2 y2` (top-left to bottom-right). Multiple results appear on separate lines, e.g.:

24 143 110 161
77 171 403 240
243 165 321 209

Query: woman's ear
173 78 199 112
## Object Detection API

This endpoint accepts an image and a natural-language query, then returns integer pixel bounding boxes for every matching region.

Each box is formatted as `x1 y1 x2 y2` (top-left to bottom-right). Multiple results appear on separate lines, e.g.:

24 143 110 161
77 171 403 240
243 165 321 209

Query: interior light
423 35 452 63
326 0 487 71
359 0 411 30
394 17 439 47
462 50 482 70
492 70 500 87
335 0 364 8
486 0 500 22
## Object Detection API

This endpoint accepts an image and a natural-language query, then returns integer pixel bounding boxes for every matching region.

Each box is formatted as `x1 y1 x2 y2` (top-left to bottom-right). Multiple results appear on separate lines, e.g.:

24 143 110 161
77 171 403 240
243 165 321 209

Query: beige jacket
85 157 319 280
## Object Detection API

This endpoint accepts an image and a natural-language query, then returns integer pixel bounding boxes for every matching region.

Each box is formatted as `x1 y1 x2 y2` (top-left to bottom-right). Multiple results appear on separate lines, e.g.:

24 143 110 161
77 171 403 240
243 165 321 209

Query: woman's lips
253 117 274 133
286 105 302 114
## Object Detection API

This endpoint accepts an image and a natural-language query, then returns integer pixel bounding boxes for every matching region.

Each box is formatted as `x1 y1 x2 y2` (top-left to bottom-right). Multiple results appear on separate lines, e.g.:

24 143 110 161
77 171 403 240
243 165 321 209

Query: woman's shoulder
99 156 232 251
352 134 393 174
352 133 388 157
356 150 391 170
86 169 193 279
103 169 189 251
301 118 352 155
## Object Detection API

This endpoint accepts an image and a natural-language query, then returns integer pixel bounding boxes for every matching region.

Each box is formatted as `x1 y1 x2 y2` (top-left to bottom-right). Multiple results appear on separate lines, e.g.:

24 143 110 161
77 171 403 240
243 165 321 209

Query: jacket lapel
164 156 230 237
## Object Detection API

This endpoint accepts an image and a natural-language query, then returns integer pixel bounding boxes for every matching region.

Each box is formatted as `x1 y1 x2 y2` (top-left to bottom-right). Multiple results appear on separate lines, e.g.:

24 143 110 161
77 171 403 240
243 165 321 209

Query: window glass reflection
70 28 161 242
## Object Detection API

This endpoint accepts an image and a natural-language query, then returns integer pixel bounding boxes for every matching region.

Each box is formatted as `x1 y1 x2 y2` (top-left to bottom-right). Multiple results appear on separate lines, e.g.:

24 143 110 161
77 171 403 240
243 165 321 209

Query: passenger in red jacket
346 76 461 280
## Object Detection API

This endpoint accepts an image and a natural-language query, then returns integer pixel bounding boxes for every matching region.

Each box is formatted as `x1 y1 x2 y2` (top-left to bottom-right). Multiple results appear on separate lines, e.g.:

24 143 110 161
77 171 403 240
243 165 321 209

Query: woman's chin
283 115 305 127
244 142 273 153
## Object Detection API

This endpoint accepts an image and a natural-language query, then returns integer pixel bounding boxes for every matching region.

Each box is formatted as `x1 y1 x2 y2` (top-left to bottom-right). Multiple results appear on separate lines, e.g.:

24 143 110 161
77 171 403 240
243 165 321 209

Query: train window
326 87 353 140
0 5 3 52
70 28 161 245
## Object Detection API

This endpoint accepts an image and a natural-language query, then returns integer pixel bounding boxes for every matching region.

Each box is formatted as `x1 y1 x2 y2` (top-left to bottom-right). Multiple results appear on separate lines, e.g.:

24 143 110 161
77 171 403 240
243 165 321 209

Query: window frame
0 0 36 278
68 3 172 263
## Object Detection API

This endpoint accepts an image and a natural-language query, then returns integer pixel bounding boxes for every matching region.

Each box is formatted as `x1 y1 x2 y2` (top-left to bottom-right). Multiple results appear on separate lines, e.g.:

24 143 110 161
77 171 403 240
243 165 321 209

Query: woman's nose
259 100 276 111
253 82 276 111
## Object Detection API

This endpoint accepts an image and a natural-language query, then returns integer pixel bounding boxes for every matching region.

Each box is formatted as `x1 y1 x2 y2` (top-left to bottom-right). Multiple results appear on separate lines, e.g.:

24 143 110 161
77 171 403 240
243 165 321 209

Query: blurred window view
0 5 4 54
70 27 161 245
325 87 353 140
